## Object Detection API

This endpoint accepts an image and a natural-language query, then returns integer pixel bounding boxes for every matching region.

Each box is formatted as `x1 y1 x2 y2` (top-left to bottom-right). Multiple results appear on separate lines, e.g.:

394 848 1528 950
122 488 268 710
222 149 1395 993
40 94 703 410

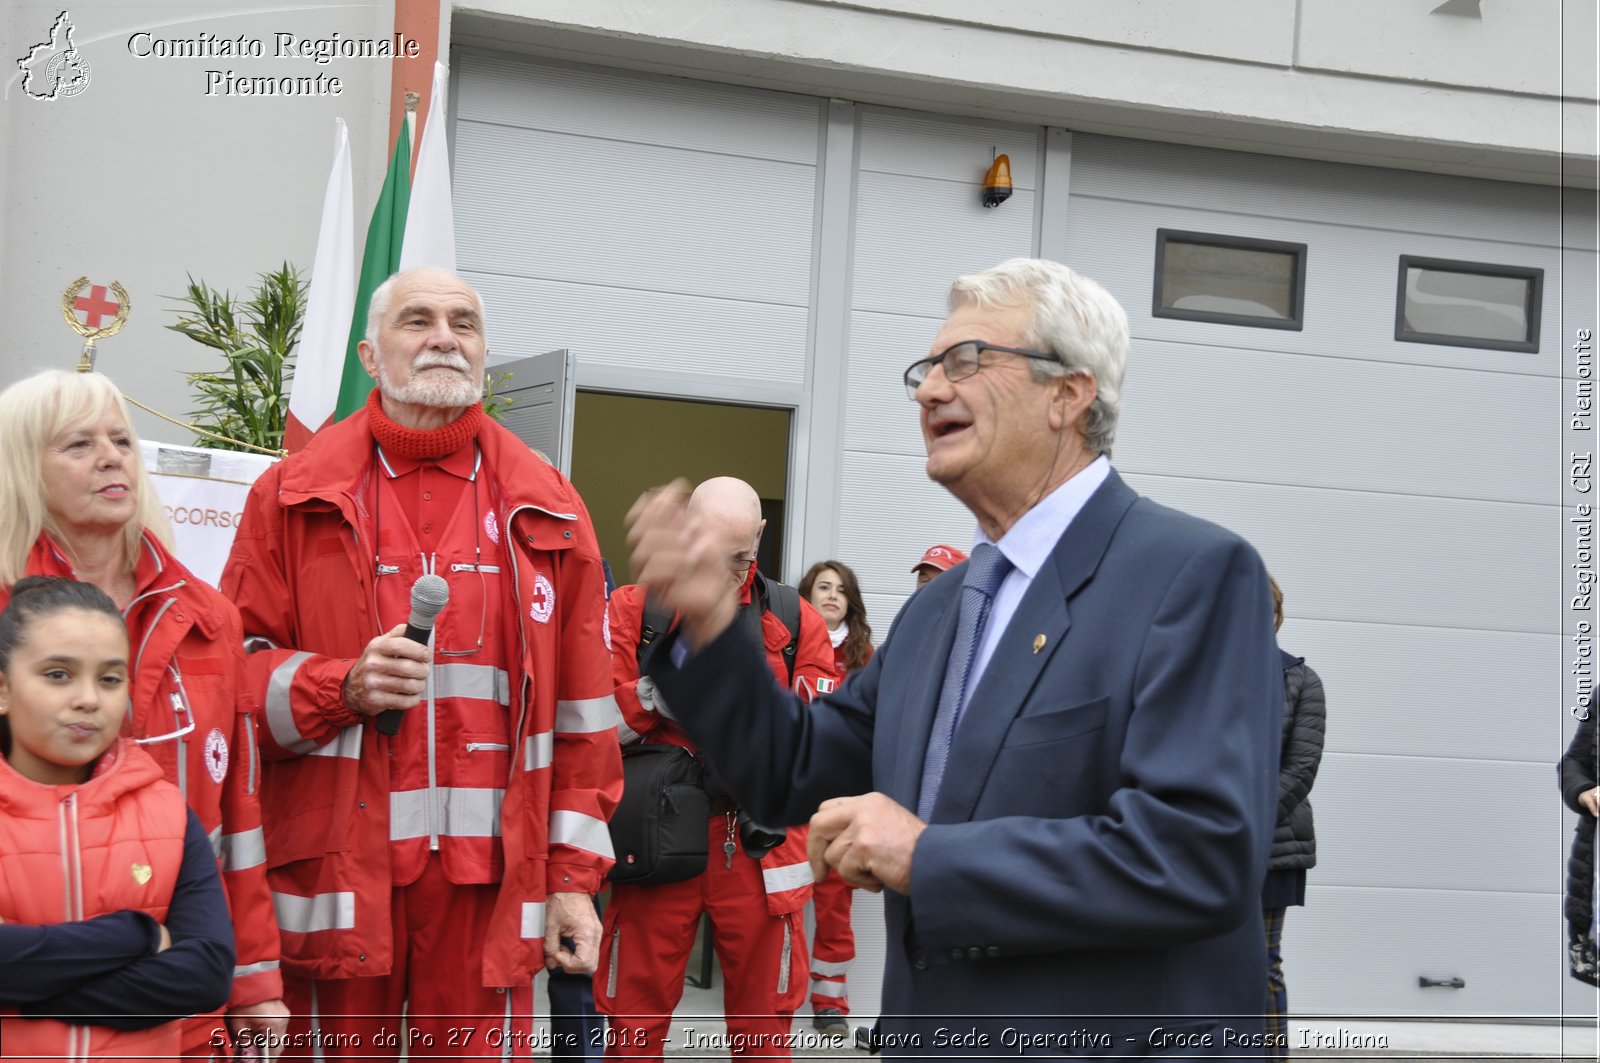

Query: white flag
399 61 457 272
286 117 356 451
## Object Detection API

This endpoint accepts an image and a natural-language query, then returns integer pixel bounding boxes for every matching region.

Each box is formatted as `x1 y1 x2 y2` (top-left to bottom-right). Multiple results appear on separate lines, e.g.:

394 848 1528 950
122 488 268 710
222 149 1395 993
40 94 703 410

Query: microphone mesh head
410 573 450 624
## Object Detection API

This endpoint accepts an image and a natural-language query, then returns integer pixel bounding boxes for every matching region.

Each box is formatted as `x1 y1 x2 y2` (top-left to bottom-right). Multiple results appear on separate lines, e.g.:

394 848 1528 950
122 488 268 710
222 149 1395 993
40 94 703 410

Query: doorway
569 392 792 582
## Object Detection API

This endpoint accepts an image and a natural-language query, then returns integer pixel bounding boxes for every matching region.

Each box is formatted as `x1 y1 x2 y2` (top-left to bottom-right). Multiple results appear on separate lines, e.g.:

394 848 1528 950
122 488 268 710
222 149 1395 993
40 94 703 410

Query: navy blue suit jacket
654 471 1283 1057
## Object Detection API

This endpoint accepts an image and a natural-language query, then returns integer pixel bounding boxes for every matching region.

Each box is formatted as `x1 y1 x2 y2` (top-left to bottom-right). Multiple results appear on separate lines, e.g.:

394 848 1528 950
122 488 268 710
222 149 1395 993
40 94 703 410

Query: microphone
376 574 450 737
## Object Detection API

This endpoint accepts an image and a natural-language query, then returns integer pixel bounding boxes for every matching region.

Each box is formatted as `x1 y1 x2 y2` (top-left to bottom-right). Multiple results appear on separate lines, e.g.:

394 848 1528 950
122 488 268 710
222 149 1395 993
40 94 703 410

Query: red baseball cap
912 544 968 573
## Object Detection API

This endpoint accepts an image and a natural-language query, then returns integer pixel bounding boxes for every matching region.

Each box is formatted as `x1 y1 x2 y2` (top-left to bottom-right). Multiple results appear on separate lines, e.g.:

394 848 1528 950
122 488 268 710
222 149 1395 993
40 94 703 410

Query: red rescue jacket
219 405 622 986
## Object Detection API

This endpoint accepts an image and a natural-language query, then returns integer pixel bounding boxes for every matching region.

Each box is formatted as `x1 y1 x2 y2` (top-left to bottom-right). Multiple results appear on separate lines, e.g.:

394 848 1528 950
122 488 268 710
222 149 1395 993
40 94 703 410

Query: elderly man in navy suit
626 258 1283 1058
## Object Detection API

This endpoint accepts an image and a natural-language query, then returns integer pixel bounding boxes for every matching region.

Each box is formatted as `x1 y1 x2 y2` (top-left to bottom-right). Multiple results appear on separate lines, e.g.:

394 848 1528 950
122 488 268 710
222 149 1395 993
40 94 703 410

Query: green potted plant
167 263 304 454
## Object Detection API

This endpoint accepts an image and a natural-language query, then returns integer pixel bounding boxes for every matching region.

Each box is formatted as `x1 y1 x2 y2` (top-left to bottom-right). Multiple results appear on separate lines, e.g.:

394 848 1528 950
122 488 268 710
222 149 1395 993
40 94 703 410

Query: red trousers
596 817 807 1060
808 871 854 1015
280 856 536 1060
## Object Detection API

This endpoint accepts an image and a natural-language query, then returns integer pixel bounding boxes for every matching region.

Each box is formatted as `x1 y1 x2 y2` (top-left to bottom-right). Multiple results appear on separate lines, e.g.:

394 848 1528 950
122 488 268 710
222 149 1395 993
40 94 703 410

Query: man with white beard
221 269 622 1059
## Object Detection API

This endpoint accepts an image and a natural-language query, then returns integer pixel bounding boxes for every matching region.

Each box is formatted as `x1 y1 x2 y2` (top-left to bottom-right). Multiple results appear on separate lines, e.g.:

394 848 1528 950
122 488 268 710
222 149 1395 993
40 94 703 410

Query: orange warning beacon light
982 153 1013 208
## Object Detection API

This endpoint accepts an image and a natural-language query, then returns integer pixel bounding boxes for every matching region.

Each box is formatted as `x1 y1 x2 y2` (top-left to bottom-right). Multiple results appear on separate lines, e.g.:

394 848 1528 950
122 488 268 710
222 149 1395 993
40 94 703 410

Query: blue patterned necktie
917 542 1012 821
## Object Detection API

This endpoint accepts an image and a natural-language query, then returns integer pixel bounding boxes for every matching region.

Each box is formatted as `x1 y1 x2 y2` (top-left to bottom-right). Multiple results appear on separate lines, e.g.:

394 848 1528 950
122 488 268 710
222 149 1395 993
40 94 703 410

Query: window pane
1403 266 1529 343
1160 242 1296 320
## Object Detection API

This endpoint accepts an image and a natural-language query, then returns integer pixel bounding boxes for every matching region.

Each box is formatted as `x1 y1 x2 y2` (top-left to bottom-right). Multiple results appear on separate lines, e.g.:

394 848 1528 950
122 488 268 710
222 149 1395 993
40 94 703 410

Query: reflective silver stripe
763 861 812 895
523 733 553 772
606 927 620 998
390 787 505 841
208 825 223 860
243 714 259 795
391 788 429 842
273 891 355 934
308 723 363 760
520 901 546 939
616 718 640 744
811 957 851 977
549 809 614 859
777 917 792 994
435 662 511 705
234 959 282 978
556 695 621 734
443 786 504 837
810 978 848 997
266 651 317 753
222 827 267 871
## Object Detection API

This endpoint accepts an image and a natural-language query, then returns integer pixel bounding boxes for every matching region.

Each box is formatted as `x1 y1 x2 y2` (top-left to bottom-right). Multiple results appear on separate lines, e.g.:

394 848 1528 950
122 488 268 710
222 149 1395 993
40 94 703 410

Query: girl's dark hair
0 576 123 672
799 560 873 674
0 577 124 757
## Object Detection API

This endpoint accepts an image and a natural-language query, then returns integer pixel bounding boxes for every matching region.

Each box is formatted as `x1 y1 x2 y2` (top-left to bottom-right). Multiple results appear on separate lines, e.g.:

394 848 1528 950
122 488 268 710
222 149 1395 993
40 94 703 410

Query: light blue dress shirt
961 455 1112 715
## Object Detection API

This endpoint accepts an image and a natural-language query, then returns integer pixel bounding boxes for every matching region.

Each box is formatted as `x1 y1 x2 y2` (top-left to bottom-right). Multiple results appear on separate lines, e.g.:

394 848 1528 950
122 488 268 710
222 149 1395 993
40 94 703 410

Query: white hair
948 258 1129 456
365 268 488 347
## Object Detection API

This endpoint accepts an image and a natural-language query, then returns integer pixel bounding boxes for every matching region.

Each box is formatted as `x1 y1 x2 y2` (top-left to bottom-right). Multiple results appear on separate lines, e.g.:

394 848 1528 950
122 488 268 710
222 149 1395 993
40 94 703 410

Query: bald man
598 477 837 1059
222 269 622 1058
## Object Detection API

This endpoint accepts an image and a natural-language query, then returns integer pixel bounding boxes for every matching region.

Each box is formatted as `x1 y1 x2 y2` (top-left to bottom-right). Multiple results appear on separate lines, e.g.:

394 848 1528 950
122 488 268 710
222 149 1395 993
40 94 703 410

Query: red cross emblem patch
528 573 555 625
204 727 229 783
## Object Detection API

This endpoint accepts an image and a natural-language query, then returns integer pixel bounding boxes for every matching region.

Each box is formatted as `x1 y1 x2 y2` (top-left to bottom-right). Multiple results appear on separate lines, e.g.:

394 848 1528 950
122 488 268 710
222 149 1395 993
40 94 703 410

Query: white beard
374 348 483 408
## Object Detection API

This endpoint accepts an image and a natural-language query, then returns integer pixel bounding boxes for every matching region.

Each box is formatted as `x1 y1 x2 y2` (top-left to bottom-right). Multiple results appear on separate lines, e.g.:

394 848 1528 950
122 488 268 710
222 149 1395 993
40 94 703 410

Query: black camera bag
608 743 709 885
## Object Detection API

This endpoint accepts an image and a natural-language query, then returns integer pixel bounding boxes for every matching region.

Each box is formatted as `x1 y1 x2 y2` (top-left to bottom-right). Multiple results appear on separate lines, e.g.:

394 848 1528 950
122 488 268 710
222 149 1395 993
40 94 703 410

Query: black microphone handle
376 624 434 736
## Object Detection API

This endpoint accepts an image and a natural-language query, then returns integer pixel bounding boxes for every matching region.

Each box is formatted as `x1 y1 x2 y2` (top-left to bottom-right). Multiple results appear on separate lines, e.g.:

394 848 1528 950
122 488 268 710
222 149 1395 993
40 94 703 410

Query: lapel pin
131 863 153 886
1032 634 1046 654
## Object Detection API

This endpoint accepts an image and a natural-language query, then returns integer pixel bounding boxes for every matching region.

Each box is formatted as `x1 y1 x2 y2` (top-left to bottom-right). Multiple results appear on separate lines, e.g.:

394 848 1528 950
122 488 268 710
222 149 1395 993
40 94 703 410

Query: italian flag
285 62 455 452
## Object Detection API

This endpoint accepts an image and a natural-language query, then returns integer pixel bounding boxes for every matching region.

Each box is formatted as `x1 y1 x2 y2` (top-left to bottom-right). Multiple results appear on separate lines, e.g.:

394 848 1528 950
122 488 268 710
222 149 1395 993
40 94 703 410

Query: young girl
0 576 234 1061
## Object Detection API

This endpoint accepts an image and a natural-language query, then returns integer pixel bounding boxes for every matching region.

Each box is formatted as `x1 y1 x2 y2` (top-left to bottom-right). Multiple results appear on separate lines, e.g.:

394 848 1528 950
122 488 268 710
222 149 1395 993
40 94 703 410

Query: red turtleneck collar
366 388 484 460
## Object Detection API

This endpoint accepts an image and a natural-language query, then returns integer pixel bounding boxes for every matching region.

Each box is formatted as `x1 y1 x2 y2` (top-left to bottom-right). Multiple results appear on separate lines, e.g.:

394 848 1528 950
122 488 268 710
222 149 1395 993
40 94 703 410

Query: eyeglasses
730 553 758 572
135 664 196 746
902 340 1061 400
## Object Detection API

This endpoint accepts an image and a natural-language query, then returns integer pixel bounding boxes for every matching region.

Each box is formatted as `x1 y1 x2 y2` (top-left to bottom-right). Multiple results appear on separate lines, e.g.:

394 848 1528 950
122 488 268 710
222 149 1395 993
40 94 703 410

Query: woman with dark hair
796 560 874 1038
0 370 287 1054
0 576 234 1058
1561 703 1599 986
799 560 873 679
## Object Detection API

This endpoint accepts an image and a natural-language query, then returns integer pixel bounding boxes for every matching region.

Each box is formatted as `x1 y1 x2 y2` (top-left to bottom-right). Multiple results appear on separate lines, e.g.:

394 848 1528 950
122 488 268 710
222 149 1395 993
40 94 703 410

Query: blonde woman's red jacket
607 580 839 914
0 741 188 1061
219 407 623 986
6 533 283 1011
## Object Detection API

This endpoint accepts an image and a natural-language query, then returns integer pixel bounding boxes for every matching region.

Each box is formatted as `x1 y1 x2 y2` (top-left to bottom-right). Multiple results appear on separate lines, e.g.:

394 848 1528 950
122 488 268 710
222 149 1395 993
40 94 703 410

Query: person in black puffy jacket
1262 576 1325 1061
1560 704 1599 985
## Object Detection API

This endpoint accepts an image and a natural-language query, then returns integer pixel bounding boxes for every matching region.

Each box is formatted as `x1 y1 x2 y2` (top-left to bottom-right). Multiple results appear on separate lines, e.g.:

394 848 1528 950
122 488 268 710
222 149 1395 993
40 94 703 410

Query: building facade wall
449 44 1592 1016
0 1 395 429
